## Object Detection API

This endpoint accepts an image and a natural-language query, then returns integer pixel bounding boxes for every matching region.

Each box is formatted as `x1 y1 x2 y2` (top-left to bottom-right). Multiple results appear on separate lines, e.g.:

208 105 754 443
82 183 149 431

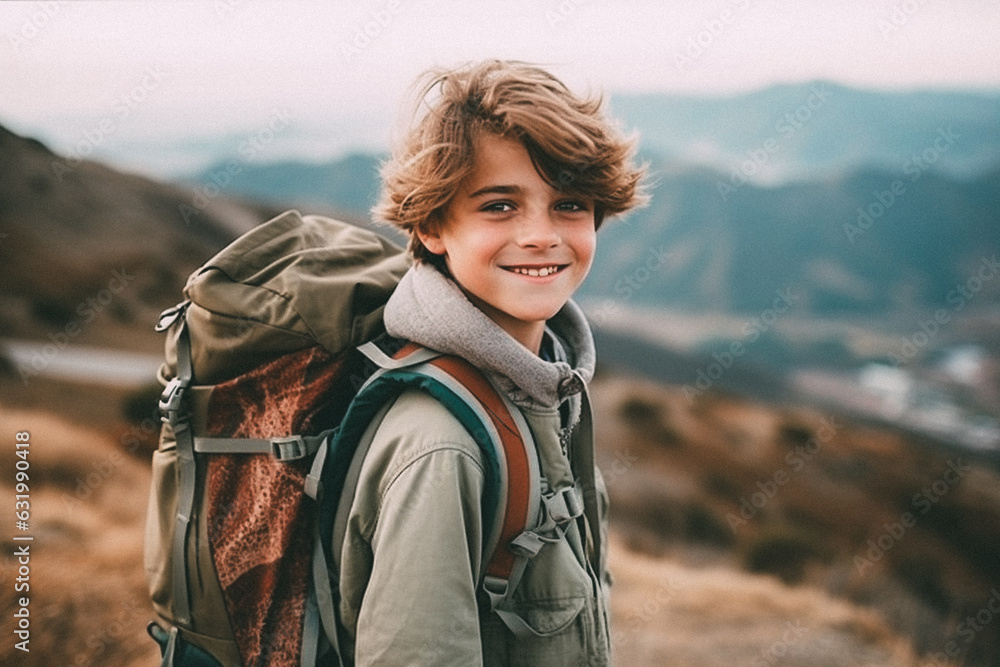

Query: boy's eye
555 199 590 213
482 201 515 213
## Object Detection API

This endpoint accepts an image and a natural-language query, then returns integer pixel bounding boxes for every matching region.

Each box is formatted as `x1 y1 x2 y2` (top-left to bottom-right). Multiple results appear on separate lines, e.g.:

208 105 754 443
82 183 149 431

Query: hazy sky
3 0 999 174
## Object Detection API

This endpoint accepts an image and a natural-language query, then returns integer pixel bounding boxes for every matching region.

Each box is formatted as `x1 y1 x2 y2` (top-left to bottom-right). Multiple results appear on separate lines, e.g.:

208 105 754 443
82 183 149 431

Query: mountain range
3 82 1000 666
3 81 998 362
177 82 1000 322
609 82 1000 181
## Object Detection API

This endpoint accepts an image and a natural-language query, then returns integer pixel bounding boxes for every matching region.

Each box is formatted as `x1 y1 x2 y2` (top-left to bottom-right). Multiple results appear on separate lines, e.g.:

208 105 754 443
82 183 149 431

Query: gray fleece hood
383 262 596 410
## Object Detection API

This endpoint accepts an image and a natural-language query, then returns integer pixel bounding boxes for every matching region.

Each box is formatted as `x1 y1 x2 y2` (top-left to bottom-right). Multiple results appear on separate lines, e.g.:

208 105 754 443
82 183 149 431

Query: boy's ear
416 228 447 256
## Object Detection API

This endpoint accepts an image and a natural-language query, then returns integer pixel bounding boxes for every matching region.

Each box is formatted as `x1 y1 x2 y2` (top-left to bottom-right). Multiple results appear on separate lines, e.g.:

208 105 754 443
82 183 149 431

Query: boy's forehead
471 133 525 162
461 134 565 197
454 136 520 189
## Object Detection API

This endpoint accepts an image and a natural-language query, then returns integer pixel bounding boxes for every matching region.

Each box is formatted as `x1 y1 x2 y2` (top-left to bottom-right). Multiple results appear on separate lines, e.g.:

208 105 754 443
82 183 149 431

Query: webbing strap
357 340 441 370
300 592 319 667
161 626 178 666
162 316 195 628
415 357 570 639
330 401 395 574
481 485 584 638
306 425 371 667
310 529 344 667
505 486 583 557
193 433 326 461
574 389 603 575
304 432 329 501
390 346 543 581
313 350 541 642
318 367 508 570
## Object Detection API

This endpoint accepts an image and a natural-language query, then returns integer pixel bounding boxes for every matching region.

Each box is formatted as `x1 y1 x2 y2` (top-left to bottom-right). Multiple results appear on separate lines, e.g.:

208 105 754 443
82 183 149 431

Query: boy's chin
506 303 567 325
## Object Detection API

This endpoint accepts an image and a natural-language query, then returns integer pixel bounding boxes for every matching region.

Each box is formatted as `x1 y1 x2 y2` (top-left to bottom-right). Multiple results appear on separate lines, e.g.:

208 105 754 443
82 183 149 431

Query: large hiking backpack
143 211 585 666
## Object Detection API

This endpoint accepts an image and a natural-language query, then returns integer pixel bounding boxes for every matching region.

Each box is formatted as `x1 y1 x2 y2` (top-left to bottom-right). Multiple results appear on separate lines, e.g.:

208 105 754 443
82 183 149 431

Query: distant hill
585 163 1000 318
177 82 1000 188
183 152 384 218
609 82 1000 181
0 124 281 350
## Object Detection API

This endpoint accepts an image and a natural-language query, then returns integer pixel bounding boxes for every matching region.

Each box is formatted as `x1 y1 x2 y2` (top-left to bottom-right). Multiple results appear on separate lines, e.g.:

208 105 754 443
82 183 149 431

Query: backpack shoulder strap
320 342 541 583
401 352 542 582
308 342 546 660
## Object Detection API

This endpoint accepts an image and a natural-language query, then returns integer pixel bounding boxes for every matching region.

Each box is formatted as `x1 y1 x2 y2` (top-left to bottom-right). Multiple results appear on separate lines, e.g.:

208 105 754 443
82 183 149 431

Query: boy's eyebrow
466 184 523 198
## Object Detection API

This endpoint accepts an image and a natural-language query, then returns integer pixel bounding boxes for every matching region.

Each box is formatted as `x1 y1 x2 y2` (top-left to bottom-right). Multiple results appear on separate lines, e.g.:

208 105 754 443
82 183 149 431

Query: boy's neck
463 289 548 355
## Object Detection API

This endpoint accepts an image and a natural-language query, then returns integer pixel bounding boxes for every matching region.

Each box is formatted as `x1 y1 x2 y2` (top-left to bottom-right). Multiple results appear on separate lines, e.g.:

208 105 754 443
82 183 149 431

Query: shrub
618 395 680 447
894 557 951 613
703 472 743 504
618 395 661 424
778 422 813 448
744 526 827 585
31 297 75 327
684 502 734 547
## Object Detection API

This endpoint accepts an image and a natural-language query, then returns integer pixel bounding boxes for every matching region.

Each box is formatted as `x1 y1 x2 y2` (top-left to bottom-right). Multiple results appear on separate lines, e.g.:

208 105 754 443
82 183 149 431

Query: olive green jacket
337 390 612 666
336 264 612 666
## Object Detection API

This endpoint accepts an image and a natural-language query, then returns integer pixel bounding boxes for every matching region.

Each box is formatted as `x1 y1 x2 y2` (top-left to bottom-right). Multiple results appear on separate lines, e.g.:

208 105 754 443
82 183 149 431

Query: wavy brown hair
373 60 648 263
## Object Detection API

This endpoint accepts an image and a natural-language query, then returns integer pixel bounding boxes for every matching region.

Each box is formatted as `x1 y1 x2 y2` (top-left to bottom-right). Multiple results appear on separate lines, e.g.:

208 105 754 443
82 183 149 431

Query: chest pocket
506 522 592 634
480 486 611 667
489 484 592 636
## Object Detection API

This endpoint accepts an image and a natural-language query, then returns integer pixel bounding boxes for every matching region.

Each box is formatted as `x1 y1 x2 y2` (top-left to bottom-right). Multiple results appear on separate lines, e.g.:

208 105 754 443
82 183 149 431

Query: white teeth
509 265 561 277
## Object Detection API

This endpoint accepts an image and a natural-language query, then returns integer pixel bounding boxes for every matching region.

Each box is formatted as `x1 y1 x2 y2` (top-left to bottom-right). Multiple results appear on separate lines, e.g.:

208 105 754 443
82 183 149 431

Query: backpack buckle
159 377 188 424
271 435 310 461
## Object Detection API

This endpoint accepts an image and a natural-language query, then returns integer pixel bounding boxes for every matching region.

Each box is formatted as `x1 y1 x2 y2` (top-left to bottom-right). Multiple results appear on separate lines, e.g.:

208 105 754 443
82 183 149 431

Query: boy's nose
517 210 560 248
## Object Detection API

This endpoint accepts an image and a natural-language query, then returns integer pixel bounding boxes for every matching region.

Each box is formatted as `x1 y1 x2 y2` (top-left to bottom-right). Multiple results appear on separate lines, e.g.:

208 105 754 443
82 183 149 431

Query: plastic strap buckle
271 435 310 461
158 377 187 424
509 531 548 558
541 486 584 525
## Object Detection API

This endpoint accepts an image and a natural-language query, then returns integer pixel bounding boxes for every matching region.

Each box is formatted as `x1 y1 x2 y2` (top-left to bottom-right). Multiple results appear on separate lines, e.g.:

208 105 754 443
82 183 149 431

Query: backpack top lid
159 210 412 385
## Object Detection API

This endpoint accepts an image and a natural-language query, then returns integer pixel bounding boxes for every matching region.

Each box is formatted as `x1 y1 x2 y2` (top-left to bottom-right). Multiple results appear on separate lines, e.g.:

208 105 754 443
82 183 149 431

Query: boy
336 60 647 666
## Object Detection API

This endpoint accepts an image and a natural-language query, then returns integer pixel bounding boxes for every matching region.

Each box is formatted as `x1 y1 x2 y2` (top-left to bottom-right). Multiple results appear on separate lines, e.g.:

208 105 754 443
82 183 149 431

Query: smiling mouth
502 264 568 277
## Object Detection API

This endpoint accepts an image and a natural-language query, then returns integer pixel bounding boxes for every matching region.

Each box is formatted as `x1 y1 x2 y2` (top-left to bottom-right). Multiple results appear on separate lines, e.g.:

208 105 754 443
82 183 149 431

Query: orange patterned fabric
204 346 353 667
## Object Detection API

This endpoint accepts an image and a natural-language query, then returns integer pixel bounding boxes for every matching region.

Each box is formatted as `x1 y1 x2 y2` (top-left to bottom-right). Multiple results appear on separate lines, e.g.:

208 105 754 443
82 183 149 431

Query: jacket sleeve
353 445 486 667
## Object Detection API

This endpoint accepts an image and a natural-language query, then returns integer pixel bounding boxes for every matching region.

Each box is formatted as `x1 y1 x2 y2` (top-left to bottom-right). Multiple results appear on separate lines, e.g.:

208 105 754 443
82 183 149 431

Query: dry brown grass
0 405 159 667
1 367 995 665
593 373 1000 665
608 533 933 666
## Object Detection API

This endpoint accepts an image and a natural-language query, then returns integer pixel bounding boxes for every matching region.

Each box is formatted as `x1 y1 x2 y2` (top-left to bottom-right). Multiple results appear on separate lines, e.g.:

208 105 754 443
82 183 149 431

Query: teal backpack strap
310 342 546 660
192 433 325 460
415 355 590 639
313 354 515 575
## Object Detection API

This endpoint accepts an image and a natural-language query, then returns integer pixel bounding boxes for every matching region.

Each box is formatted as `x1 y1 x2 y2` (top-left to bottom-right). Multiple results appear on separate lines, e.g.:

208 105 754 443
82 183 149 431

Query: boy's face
418 134 596 354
